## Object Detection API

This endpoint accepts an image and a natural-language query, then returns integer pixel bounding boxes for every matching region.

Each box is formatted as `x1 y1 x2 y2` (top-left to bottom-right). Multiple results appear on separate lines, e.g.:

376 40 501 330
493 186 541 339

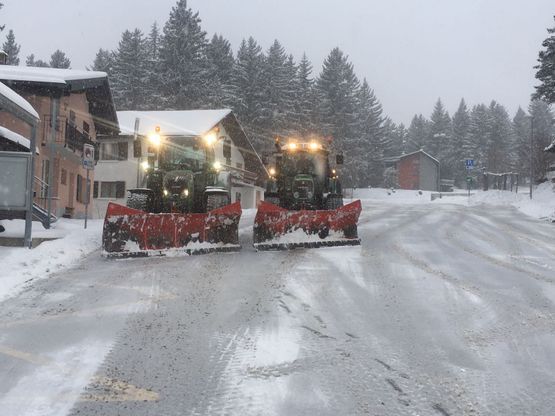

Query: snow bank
464 182 555 221
351 185 555 221
351 187 434 204
0 219 103 302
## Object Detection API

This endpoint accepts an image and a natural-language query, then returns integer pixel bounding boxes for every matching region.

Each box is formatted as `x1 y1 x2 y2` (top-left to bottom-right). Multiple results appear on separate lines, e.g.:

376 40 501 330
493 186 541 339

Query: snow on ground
0 219 103 302
351 183 555 221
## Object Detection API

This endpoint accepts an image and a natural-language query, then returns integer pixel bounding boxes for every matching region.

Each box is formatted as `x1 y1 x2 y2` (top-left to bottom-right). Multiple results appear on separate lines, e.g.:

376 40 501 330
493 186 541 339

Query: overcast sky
2 0 553 124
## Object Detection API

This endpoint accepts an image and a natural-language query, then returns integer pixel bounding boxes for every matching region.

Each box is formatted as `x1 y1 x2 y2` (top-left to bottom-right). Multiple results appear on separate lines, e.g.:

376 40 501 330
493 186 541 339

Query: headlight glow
148 133 161 146
288 143 297 151
309 142 319 150
269 167 276 176
163 189 169 196
213 161 222 171
183 189 189 197
204 132 217 146
141 161 150 171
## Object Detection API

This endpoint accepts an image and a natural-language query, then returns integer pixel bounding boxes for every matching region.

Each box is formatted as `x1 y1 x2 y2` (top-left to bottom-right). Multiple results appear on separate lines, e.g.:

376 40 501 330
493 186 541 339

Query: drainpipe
46 97 59 228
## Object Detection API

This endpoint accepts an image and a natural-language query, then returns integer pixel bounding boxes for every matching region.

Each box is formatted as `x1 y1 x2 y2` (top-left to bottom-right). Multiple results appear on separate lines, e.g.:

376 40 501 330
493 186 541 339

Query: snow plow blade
253 200 362 251
102 202 242 258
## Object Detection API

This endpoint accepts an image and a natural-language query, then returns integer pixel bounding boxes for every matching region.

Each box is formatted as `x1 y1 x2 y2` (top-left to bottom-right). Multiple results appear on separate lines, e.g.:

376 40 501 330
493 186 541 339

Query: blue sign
465 159 475 169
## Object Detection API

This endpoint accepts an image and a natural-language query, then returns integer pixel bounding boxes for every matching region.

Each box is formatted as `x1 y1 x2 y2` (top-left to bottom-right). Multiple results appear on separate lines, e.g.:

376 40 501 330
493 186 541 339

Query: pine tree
451 98 471 182
228 37 266 149
259 40 296 141
486 100 513 173
294 53 315 135
468 104 490 170
206 34 235 107
26 54 49 67
355 79 385 186
529 100 555 181
49 49 71 69
533 16 555 104
158 0 209 109
90 48 114 73
316 48 360 186
406 114 430 152
2 29 20 65
512 107 531 178
144 22 163 110
111 29 149 110
428 98 452 165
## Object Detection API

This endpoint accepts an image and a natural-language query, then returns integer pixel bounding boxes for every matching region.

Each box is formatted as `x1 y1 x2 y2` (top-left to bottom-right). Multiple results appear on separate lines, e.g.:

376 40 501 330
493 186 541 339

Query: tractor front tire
206 192 231 211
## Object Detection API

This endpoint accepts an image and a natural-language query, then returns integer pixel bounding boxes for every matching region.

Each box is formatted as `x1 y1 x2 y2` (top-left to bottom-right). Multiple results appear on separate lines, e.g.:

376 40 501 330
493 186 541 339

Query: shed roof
0 81 39 120
117 109 232 137
0 125 39 153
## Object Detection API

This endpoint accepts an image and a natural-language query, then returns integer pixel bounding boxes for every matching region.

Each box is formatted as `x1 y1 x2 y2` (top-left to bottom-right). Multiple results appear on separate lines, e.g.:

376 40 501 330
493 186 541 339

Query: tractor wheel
206 192 230 211
127 192 149 211
264 196 280 206
325 195 343 210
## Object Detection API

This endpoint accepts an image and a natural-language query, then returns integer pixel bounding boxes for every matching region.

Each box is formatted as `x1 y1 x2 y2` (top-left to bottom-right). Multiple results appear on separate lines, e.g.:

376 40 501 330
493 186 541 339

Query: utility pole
529 116 534 200
46 97 59 228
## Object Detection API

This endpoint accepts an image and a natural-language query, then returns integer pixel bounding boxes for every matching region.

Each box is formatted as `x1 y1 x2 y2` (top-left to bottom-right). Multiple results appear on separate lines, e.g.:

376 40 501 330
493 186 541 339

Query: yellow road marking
0 345 52 366
80 377 159 402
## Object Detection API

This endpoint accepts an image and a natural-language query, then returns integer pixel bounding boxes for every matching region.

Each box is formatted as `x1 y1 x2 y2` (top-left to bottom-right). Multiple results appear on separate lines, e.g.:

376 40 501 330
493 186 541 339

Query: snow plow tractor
253 138 362 250
102 131 241 258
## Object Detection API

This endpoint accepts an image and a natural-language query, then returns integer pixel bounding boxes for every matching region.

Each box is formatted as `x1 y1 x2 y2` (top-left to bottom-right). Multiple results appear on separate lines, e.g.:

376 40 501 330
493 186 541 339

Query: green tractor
264 139 344 210
127 134 231 214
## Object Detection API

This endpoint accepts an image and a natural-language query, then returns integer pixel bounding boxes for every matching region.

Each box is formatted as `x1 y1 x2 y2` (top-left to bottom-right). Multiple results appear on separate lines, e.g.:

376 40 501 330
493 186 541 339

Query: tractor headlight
269 167 276 176
203 132 217 146
213 161 222 171
183 189 189 197
293 191 300 199
141 161 150 171
308 192 313 198
163 189 169 196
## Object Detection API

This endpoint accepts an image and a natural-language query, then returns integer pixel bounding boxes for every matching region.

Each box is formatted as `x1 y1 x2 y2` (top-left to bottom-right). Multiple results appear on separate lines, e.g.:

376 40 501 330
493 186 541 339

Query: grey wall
418 154 439 192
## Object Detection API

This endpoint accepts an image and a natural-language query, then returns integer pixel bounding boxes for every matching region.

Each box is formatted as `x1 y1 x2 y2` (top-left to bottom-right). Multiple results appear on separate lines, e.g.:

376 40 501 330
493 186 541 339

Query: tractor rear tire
325 195 343 210
127 192 149 211
206 192 230 211
265 196 280 206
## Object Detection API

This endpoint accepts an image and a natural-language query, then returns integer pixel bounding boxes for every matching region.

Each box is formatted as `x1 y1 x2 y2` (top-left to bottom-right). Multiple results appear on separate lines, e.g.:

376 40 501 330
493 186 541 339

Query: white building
92 109 266 218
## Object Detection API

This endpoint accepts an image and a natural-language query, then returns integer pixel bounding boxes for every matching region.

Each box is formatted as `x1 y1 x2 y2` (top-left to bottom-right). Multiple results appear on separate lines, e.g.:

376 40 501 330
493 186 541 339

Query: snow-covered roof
545 140 555 153
0 125 39 153
117 109 233 137
0 65 107 85
0 81 39 119
400 149 440 164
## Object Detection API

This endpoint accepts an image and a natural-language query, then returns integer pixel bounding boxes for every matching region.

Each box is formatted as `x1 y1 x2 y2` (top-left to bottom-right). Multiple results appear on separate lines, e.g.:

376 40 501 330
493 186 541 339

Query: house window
61 168 67 185
83 121 90 137
69 110 76 125
100 181 126 199
235 192 241 202
100 142 128 160
93 181 99 198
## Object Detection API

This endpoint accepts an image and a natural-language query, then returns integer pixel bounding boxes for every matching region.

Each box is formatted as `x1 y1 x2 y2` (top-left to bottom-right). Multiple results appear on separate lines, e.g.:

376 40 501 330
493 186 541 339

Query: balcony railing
65 121 95 153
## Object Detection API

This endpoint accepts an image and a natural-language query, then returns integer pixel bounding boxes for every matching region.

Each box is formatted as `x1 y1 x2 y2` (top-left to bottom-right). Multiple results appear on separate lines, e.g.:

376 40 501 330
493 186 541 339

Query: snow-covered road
0 201 554 415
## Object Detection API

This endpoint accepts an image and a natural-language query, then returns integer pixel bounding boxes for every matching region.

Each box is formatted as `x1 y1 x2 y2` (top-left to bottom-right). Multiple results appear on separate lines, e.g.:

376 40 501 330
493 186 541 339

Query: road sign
83 143 95 170
465 159 475 170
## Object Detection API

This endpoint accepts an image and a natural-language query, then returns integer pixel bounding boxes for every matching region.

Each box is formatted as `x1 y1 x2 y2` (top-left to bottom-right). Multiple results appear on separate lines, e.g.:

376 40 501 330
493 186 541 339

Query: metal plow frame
102 202 242 258
253 200 362 251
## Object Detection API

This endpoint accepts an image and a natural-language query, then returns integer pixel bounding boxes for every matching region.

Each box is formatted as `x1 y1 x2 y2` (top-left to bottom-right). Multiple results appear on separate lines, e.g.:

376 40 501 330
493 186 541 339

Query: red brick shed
387 150 440 191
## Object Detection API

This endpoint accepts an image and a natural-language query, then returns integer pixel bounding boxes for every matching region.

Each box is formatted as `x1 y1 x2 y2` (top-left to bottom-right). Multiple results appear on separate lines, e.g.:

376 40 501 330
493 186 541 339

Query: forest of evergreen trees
3 1 555 188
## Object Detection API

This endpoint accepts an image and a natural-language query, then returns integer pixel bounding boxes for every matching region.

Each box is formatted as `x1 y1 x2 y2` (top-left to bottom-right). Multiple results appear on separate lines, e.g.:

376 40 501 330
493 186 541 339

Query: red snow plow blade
102 202 242 258
253 200 362 250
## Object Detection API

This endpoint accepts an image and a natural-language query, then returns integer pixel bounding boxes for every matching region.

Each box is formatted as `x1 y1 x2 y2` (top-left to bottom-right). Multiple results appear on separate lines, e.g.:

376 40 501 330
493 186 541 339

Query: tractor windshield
281 150 327 178
159 138 210 172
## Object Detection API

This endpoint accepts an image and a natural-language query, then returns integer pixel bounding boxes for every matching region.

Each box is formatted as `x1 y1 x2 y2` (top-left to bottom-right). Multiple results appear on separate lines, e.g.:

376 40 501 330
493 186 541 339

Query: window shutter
93 181 99 198
118 142 128 160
